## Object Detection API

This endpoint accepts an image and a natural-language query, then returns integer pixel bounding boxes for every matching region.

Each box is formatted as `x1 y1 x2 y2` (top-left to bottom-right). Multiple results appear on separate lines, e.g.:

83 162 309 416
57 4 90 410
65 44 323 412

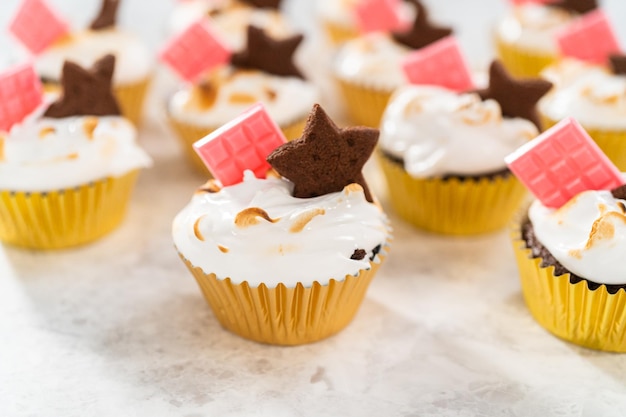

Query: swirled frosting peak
379 85 538 177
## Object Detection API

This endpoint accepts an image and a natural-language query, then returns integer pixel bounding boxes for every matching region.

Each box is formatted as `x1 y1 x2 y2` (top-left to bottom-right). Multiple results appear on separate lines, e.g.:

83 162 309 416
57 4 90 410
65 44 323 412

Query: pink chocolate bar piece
0 64 43 132
556 10 620 64
401 36 474 91
9 0 69 54
193 103 287 186
354 0 405 34
506 118 623 208
159 20 231 82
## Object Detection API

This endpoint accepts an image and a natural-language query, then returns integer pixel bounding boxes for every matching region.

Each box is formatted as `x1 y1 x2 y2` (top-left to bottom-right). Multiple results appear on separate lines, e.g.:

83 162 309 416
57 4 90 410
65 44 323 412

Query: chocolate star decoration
474 61 552 130
231 25 304 79
44 54 121 118
392 0 453 50
549 0 597 15
267 104 379 203
240 0 281 9
90 0 120 30
609 54 626 75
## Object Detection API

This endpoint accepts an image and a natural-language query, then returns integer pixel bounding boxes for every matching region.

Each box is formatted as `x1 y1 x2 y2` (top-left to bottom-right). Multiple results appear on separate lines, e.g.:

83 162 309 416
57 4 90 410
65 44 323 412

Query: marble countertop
3 1 626 416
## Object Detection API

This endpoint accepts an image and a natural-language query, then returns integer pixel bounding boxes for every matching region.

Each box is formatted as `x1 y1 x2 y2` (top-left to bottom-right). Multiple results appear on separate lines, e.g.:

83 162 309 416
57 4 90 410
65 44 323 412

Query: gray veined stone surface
2 0 626 416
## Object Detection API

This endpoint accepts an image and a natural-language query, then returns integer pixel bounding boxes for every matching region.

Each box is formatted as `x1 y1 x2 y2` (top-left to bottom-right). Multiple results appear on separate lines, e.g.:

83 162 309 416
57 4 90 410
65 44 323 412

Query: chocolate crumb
351 249 367 260
611 184 626 200
609 54 626 76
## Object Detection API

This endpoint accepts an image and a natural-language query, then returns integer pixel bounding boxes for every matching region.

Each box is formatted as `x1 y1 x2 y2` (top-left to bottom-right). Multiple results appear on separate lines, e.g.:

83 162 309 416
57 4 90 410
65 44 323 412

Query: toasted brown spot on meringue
196 179 221 194
290 208 325 233
228 92 257 104
568 249 582 260
218 245 229 253
462 107 496 125
585 212 626 249
185 80 219 111
235 207 279 228
265 168 281 179
67 152 79 160
344 183 364 195
618 202 626 214
265 88 277 101
39 126 56 138
193 215 206 241
82 117 99 140
403 98 423 117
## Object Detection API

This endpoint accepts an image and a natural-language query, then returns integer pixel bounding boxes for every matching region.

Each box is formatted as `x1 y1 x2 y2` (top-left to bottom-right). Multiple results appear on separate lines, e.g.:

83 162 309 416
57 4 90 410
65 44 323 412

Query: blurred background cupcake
161 22 319 174
9 0 153 125
377 60 551 234
537 11 626 169
493 0 598 78
0 56 152 249
332 0 452 127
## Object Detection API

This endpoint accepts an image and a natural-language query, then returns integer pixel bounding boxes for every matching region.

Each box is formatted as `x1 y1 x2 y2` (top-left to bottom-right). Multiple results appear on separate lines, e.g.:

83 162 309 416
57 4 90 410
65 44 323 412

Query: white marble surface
3 1 626 416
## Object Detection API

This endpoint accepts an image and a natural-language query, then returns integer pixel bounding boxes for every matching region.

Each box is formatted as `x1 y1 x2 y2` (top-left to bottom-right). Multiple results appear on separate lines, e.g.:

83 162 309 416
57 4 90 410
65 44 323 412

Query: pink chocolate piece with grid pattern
9 0 69 54
401 36 474 91
556 10 620 64
354 0 406 34
505 117 623 208
0 64 43 132
193 103 287 185
159 20 232 83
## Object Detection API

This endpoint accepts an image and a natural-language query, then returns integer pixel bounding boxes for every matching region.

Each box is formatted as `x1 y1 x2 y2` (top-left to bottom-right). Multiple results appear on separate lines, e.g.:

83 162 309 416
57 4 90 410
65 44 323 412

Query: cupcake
172 104 391 345
494 0 597 78
169 0 293 49
332 0 452 127
164 25 318 174
0 56 152 249
10 0 153 125
538 56 626 170
377 60 552 234
507 117 626 352
317 0 415 46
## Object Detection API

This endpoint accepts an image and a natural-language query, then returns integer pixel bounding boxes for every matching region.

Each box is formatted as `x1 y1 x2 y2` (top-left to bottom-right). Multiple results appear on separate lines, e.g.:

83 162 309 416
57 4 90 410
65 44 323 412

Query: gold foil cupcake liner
44 78 150 126
114 77 151 126
179 250 387 345
510 218 626 352
167 114 308 175
0 170 140 250
378 153 527 235
322 20 359 45
541 115 626 171
494 36 557 79
335 78 393 128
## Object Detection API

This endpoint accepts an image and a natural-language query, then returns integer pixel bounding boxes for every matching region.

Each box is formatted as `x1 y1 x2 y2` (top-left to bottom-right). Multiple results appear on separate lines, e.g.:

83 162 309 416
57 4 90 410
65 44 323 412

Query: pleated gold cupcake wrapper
322 20 359 45
167 115 308 175
113 78 151 126
44 78 150 126
379 153 526 235
510 219 626 352
0 170 139 249
179 250 387 345
541 115 626 171
494 36 557 79
335 78 393 128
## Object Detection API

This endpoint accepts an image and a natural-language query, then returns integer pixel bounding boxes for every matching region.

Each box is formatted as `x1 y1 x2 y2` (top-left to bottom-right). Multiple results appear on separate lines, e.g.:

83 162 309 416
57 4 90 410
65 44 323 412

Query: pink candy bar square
193 103 287 186
401 36 474 91
0 64 43 132
506 118 623 208
9 0 69 54
159 20 231 83
556 10 620 64
354 0 406 34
